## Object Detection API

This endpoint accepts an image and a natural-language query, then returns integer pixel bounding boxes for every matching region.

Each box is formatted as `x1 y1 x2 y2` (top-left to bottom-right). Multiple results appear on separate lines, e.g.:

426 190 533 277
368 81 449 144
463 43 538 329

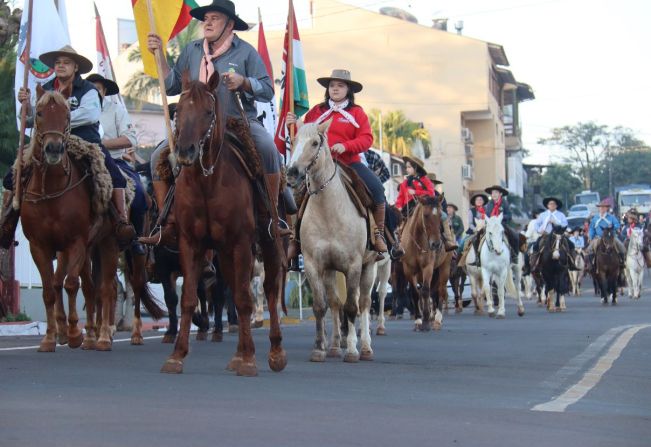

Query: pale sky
17 0 651 165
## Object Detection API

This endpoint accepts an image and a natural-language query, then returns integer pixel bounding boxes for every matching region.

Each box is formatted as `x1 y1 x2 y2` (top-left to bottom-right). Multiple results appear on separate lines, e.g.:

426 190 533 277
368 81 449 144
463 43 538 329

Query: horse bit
305 133 337 196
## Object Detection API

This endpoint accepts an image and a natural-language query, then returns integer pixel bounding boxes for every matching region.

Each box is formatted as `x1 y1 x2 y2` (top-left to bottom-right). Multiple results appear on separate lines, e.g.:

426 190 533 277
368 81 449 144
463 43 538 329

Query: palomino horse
569 248 585 296
287 120 377 362
20 86 117 351
160 73 286 376
595 227 620 305
479 215 521 318
401 195 452 331
464 218 487 314
625 228 645 300
371 255 391 336
539 225 571 312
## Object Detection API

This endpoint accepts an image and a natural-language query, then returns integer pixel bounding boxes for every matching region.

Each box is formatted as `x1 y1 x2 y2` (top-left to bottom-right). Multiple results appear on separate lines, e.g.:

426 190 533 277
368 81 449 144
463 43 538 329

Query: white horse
372 255 392 335
464 218 486 314
287 120 377 363
251 258 266 328
480 215 521 318
569 248 585 296
626 228 645 300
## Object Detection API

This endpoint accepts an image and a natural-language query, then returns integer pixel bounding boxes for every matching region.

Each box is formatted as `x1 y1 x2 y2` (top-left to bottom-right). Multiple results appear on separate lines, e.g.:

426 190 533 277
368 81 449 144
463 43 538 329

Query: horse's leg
161 274 179 343
195 281 209 341
343 266 362 362
96 239 119 351
434 259 451 330
376 259 390 335
62 241 87 349
359 262 375 361
52 254 68 345
80 259 97 350
323 270 342 358
305 259 327 362
408 276 422 330
496 269 508 319
211 280 225 342
161 242 202 374
512 262 525 317
259 238 287 373
30 245 57 352
127 250 148 345
252 276 264 328
481 268 495 317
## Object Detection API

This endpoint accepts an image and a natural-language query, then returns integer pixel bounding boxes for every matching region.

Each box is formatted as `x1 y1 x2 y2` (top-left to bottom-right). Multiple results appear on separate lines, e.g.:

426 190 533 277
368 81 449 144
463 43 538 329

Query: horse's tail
125 251 166 320
505 265 518 297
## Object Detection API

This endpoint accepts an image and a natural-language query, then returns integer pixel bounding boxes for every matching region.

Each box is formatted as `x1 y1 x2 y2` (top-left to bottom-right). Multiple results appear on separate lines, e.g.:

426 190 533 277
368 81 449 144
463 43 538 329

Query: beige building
239 0 534 224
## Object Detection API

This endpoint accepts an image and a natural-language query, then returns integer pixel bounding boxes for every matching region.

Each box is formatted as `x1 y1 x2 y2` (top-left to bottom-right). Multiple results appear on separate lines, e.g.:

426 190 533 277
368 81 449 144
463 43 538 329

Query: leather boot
441 220 458 252
372 202 388 254
112 188 136 247
138 180 177 246
264 172 292 238
0 190 19 249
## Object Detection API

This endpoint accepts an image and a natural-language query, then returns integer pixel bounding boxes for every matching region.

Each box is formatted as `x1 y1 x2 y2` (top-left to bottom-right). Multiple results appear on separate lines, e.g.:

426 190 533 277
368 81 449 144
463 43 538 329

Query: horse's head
34 83 71 165
600 226 615 252
174 71 221 166
417 195 442 250
485 214 505 255
474 217 486 231
630 227 644 249
287 120 332 187
552 224 566 235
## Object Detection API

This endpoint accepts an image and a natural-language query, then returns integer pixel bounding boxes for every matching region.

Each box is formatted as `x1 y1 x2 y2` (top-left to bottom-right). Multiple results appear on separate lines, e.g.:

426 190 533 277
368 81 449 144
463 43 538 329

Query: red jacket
303 104 373 165
395 175 435 209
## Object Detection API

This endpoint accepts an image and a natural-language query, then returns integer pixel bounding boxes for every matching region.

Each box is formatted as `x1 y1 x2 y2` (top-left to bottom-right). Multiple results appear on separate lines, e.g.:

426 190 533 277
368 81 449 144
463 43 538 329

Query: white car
567 204 591 219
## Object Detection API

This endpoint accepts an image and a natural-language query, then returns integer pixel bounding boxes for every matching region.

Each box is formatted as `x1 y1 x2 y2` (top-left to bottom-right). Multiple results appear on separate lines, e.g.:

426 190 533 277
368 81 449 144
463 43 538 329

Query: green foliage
1 310 31 322
368 109 431 158
540 164 584 206
0 2 21 177
592 148 651 197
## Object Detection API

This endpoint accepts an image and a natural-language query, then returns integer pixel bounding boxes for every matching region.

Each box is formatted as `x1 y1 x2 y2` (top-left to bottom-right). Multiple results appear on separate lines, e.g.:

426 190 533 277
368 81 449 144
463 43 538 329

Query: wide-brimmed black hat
317 69 363 93
39 45 93 74
403 155 427 177
470 193 488 206
542 196 563 210
426 172 443 185
190 0 249 31
86 73 119 96
485 185 509 196
447 203 458 211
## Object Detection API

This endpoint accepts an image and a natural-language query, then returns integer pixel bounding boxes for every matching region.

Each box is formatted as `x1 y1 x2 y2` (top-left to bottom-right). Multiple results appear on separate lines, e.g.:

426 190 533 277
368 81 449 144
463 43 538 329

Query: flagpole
146 0 175 152
287 0 295 143
13 0 34 210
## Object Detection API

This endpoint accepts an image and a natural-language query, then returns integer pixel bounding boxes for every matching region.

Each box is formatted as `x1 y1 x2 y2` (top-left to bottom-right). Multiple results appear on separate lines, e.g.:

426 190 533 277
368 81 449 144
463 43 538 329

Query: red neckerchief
490 197 502 217
476 206 486 218
628 223 636 237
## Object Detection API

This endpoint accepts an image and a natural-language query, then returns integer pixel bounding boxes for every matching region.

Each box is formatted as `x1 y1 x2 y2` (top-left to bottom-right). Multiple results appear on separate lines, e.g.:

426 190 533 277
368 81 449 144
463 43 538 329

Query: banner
255 10 277 139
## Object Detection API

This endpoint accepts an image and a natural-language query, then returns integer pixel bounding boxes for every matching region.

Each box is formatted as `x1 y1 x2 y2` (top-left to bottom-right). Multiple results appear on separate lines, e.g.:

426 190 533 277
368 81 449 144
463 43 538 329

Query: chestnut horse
160 73 286 376
595 227 620 305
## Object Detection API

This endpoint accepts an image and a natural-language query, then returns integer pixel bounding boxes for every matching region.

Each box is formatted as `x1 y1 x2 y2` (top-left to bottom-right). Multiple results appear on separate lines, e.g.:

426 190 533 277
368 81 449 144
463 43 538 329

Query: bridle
410 203 440 254
485 223 504 254
178 89 222 177
305 132 337 196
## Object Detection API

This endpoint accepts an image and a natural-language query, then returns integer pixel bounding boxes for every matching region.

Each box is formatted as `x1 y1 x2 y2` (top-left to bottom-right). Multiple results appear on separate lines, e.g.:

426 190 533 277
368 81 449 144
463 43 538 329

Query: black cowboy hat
446 203 458 211
190 0 249 31
470 193 488 206
39 45 93 75
86 73 119 96
542 196 563 210
426 172 443 185
402 155 427 177
317 69 363 93
484 185 509 196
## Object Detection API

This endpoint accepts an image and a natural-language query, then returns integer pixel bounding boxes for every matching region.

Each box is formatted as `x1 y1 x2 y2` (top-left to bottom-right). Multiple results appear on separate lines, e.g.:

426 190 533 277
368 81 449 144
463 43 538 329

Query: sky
15 0 651 165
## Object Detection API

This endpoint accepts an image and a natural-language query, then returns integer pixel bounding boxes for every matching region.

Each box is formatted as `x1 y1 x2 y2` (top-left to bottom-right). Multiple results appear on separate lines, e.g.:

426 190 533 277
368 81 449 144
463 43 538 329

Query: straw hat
402 155 426 176
317 69 363 93
426 172 443 185
39 45 93 74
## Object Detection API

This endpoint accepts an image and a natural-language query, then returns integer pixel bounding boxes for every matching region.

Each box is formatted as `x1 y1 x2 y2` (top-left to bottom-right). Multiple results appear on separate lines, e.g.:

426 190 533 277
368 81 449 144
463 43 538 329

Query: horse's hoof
57 334 68 346
376 327 386 336
327 347 342 358
252 320 264 329
81 338 96 350
228 324 239 334
310 350 326 362
537 302 543 307
517 307 525 317
602 299 608 306
474 309 485 316
211 331 223 343
360 349 374 361
161 333 176 344
268 350 287 372
455 307 463 314
131 335 144 345
488 311 496 318
160 359 183 374
227 355 243 371
38 340 56 352
612 300 617 306
68 332 83 349
236 361 258 377
559 307 567 312
388 315 396 321
496 314 505 320
196 332 207 341
96 340 112 351
432 321 442 331
344 352 359 363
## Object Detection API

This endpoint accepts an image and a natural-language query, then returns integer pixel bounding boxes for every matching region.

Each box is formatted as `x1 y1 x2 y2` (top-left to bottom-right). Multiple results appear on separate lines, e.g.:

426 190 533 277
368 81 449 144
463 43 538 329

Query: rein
409 204 437 254
179 89 223 177
305 133 337 196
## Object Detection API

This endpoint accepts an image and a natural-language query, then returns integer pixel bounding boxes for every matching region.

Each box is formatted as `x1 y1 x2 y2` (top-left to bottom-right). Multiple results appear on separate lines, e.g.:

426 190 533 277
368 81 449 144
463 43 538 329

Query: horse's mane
36 90 70 109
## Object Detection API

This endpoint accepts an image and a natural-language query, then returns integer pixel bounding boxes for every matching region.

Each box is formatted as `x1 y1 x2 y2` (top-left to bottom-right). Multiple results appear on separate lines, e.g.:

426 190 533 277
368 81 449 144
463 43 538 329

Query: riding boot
371 202 388 254
468 232 483 267
441 221 458 252
264 172 292 238
388 230 405 259
138 180 177 246
0 190 19 250
111 188 136 247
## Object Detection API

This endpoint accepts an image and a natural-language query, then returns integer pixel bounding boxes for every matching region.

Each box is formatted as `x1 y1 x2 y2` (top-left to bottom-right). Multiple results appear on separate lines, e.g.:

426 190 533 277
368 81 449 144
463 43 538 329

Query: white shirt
100 98 137 159
524 220 540 244
535 209 568 234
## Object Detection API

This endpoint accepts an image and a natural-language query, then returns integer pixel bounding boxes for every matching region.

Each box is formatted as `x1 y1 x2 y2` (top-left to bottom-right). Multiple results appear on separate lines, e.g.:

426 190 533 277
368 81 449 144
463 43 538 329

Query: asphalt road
1 282 650 447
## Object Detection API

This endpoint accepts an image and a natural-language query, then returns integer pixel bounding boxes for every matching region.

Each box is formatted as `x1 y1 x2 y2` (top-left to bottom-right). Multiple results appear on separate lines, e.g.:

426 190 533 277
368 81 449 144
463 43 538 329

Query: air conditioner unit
461 127 474 143
464 143 474 158
461 164 474 180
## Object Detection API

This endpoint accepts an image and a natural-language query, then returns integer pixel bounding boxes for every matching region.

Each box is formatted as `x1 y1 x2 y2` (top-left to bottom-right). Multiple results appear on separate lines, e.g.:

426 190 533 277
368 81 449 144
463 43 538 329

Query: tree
0 2 21 177
592 149 651 197
368 109 431 158
539 164 584 206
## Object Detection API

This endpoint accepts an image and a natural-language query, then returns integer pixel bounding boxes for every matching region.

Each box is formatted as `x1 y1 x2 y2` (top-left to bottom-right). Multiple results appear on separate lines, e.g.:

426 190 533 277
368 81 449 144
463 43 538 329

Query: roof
123 96 164 114
487 43 509 66
495 67 516 86
517 82 535 102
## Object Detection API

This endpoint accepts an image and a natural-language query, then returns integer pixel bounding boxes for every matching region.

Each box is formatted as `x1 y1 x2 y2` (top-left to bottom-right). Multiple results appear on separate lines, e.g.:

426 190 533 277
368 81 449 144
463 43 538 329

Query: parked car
567 216 587 232
567 204 591 219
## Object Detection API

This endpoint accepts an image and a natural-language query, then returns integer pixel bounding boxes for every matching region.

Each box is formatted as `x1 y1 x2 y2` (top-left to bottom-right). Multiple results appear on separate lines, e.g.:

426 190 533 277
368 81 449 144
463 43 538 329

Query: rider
87 73 147 255
529 197 578 271
585 200 625 271
141 0 293 246
457 192 488 266
569 227 585 250
0 45 135 249
619 209 642 243
446 203 464 244
286 68 389 258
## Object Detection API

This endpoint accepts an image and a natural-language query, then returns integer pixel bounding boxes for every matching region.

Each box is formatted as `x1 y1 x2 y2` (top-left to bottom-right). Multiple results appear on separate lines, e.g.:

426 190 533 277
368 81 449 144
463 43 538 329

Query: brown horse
595 227 620 305
160 73 286 376
400 195 452 331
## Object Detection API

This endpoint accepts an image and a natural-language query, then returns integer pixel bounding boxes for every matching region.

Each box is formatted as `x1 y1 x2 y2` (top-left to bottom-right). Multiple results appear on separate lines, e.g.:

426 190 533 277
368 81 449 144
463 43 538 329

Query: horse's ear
317 117 333 135
36 83 45 101
207 71 220 93
181 70 191 90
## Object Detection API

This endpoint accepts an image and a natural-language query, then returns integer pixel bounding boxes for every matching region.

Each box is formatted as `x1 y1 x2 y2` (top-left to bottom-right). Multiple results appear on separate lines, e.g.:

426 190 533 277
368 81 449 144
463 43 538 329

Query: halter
305 133 337 196
179 89 222 177
410 203 439 254
485 223 503 254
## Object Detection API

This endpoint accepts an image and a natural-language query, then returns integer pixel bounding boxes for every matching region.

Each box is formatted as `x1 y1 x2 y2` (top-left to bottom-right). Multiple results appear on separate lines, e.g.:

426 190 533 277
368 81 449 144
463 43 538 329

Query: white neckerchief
595 213 609 227
315 99 360 128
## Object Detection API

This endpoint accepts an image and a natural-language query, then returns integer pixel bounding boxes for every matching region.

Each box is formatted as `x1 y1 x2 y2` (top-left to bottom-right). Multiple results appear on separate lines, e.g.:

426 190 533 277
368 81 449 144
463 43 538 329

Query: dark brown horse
160 73 286 376
595 227 620 305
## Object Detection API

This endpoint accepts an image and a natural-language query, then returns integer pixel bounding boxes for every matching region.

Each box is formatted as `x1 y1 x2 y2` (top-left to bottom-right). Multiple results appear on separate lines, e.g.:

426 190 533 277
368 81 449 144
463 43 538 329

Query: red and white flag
255 8 277 139
95 2 115 83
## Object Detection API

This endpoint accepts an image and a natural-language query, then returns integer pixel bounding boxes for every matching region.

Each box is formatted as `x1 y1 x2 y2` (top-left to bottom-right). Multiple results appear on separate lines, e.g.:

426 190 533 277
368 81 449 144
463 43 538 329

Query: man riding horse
0 45 135 249
141 0 295 246
529 197 578 272
585 200 625 271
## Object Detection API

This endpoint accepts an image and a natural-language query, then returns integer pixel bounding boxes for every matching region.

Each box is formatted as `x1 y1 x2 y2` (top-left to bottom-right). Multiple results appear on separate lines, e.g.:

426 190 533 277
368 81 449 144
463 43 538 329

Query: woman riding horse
142 0 294 246
0 45 135 249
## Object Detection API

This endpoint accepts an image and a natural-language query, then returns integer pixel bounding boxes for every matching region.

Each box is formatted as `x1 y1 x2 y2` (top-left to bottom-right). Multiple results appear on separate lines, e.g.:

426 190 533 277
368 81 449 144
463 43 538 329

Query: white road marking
0 335 164 352
532 324 651 412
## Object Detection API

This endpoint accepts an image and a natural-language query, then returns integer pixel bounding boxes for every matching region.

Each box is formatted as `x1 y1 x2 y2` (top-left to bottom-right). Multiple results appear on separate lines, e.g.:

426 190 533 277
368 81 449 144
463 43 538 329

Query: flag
255 9 277 139
131 0 198 78
14 0 69 130
274 0 309 155
95 3 114 82
55 0 71 42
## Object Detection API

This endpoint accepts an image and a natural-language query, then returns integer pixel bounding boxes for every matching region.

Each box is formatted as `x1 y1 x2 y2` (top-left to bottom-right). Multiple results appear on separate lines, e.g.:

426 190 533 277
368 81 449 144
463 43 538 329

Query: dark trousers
349 162 385 205
115 158 147 236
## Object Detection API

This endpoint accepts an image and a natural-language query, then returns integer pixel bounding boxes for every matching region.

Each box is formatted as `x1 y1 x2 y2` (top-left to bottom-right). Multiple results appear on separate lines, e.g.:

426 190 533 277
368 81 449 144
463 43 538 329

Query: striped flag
131 0 198 78
255 9 277 139
95 3 115 82
274 0 309 155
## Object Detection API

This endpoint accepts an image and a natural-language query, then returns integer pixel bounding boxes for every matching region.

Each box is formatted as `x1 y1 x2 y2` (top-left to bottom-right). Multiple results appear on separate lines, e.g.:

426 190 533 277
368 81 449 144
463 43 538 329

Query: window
392 162 402 177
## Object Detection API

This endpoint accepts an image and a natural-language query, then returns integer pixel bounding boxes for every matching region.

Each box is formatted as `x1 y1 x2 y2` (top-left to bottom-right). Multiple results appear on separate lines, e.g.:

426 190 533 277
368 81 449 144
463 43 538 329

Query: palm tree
368 109 431 158
123 19 201 102
0 2 21 177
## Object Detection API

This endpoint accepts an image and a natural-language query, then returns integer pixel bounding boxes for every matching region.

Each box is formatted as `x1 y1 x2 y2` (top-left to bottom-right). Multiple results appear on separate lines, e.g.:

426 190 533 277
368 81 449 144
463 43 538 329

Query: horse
400 195 452 331
538 224 572 312
479 215 521 318
160 73 286 376
448 251 467 313
625 228 645 300
463 218 487 315
287 120 377 362
569 248 585 296
595 227 620 305
371 255 392 336
389 259 413 319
